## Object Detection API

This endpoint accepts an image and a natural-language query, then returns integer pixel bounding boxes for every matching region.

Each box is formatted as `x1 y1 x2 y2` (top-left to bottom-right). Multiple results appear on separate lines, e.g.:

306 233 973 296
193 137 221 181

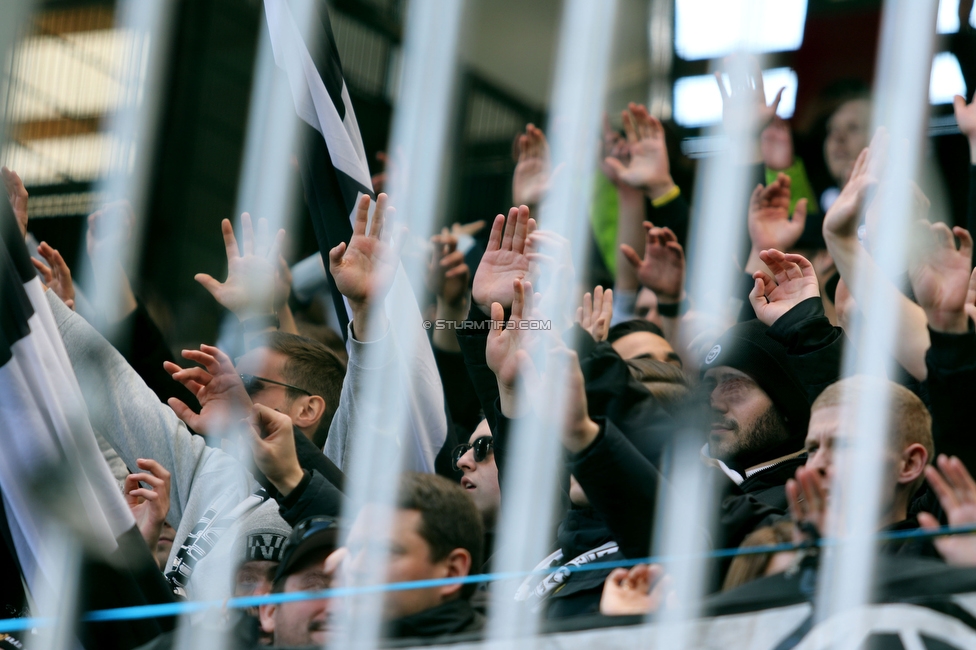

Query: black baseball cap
272 516 342 584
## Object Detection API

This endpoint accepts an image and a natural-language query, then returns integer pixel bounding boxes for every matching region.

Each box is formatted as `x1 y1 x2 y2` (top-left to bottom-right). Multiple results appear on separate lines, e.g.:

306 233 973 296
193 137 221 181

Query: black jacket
542 508 623 619
384 599 484 641
273 469 345 525
900 323 976 533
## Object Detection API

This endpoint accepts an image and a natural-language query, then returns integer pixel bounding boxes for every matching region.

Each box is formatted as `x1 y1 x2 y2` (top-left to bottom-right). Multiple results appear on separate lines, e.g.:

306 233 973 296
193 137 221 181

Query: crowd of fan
8 46 976 648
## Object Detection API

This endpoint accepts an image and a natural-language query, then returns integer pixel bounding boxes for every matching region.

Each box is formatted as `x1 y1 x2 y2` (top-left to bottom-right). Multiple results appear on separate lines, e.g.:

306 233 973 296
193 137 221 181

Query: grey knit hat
236 499 292 564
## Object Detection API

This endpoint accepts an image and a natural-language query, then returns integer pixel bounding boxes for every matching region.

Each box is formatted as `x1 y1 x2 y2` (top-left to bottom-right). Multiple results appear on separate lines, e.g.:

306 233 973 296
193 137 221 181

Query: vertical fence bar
813 0 938 641
647 3 770 646
75 0 175 342
485 0 618 643
235 0 313 244
332 1 464 648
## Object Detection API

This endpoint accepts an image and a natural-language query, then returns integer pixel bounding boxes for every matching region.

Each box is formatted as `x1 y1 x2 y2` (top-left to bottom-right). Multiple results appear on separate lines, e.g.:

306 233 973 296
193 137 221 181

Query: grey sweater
48 292 287 601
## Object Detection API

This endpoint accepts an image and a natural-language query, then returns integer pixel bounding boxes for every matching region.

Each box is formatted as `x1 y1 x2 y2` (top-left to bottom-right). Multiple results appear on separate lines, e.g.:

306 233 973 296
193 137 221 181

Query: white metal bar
815 0 938 635
75 0 176 342
332 1 465 648
485 0 618 643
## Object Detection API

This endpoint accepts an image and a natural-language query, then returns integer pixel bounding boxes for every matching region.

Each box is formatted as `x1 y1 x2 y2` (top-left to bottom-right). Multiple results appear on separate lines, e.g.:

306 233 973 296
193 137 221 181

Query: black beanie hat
699 319 810 438
607 319 666 344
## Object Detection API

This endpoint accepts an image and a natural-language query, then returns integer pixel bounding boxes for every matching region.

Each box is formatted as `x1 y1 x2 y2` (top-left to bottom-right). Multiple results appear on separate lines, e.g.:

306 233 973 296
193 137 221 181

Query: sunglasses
451 436 494 472
239 373 311 397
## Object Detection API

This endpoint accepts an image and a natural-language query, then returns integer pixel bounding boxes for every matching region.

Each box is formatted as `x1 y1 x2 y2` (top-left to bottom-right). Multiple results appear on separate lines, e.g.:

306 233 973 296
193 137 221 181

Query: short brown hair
258 332 346 448
812 376 933 492
397 473 484 599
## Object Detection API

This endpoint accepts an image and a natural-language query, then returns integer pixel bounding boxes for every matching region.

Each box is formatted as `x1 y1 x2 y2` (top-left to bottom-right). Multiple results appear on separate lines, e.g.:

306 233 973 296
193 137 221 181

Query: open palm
329 193 401 308
164 344 252 435
472 205 535 311
749 249 820 326
620 223 684 301
196 212 283 319
909 223 973 316
486 279 539 392
748 173 807 252
919 456 976 567
512 124 550 206
603 103 672 196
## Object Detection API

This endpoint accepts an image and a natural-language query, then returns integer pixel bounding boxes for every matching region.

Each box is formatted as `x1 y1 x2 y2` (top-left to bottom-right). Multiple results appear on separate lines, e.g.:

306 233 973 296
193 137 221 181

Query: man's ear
258 603 276 636
438 548 472 599
898 443 929 486
293 395 326 430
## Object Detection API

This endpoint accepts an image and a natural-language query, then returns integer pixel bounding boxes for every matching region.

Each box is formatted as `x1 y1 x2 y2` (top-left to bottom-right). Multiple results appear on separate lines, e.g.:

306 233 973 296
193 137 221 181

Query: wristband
651 184 681 208
241 313 279 332
657 297 689 318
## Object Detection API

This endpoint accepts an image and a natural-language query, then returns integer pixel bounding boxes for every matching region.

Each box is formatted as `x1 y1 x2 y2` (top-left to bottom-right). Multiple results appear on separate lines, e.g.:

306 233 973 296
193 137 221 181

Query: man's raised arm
324 193 449 474
47 292 252 529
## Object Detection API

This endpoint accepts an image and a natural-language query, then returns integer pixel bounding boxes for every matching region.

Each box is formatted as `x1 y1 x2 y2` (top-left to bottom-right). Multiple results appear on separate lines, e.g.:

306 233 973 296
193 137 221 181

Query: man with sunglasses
234 331 344 450
453 420 500 560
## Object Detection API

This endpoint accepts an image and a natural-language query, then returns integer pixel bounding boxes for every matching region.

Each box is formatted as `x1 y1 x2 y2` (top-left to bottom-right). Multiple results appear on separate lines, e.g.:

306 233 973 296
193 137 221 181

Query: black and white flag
0 202 135 600
263 0 449 474
264 0 374 336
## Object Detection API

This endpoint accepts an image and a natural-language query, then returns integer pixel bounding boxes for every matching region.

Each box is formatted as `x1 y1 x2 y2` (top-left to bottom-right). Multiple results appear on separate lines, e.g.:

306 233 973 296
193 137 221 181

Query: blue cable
1 522 974 634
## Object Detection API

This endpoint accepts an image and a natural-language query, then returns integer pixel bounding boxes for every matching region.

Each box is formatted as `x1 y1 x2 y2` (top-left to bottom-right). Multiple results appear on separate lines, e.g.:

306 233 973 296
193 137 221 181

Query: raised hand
472 205 535 313
966 266 976 326
601 103 675 200
576 286 613 342
32 241 75 309
428 229 470 310
749 249 820 326
125 458 172 551
954 93 976 163
512 124 551 207
486 280 536 391
748 173 807 253
329 193 404 341
600 564 672 616
600 112 630 184
2 166 28 237
486 279 545 418
274 255 293 313
786 465 829 540
620 223 684 302
715 55 784 139
823 135 881 242
909 222 974 333
761 117 794 171
195 212 284 321
918 455 976 566
163 344 252 434
248 403 305 496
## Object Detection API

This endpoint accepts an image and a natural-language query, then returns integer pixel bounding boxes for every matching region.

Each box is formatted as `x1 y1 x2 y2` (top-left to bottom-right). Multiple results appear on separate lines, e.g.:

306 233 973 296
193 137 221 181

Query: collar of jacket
385 598 482 639
557 508 615 560
700 445 806 486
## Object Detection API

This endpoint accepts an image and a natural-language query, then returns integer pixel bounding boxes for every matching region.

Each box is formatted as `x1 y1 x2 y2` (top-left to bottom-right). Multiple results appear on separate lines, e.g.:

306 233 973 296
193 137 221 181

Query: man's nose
807 450 829 476
457 448 476 472
710 388 727 412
